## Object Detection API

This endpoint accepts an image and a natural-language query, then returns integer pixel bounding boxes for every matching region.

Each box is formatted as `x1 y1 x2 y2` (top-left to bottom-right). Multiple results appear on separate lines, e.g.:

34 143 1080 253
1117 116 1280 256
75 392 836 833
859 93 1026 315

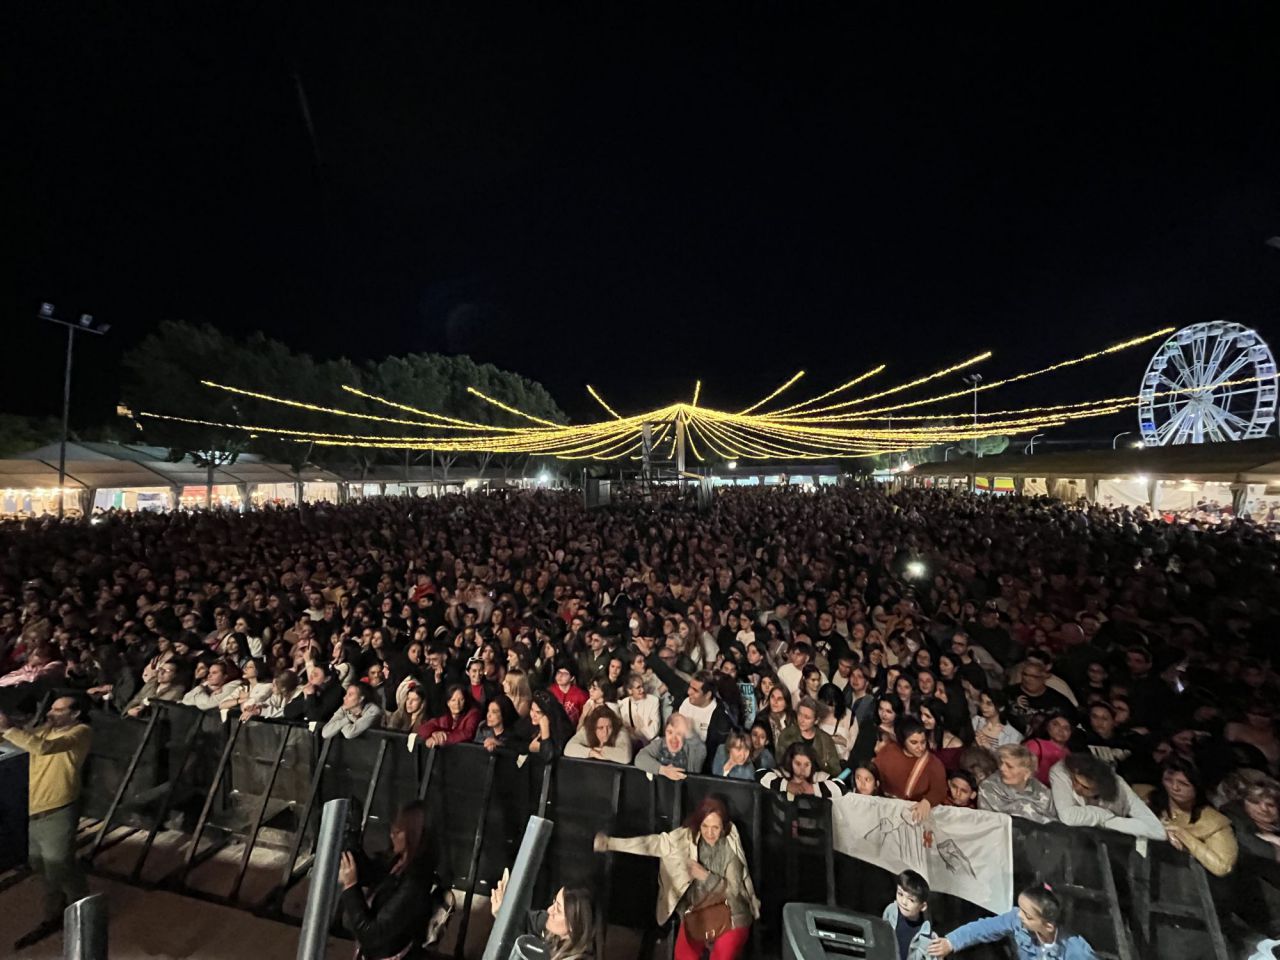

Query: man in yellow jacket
0 695 92 949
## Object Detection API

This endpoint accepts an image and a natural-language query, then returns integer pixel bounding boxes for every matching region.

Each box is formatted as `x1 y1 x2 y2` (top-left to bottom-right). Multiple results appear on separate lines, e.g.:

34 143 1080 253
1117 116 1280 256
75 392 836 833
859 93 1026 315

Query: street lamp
962 373 983 457
1112 431 1131 449
943 446 959 461
38 303 111 519
1025 433 1045 454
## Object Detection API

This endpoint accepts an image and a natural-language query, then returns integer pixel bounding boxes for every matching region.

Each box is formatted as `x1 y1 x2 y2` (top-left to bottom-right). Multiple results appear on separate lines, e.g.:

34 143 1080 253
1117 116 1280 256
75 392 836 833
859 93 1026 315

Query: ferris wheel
1138 322 1278 445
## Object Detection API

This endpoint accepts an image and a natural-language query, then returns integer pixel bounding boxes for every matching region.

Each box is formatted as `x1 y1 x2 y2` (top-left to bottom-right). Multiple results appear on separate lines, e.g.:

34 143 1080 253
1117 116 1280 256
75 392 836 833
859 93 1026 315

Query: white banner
831 794 1013 915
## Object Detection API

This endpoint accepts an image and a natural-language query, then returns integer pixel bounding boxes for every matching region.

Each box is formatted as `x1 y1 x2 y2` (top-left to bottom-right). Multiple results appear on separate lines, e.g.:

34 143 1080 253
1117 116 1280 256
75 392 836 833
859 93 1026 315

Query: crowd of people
1 484 1279 955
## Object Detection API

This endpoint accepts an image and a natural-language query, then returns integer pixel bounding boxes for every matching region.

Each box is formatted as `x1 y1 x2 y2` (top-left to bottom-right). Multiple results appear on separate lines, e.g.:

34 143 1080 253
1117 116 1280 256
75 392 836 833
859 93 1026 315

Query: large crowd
1 485 1279 957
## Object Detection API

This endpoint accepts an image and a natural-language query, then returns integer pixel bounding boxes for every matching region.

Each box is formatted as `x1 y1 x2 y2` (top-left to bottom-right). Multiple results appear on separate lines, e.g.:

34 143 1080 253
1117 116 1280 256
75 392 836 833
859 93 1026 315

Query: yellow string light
585 384 623 420
770 365 885 415
339 384 539 432
465 386 562 427
785 327 1176 421
738 370 806 415
772 353 992 418
149 328 1177 461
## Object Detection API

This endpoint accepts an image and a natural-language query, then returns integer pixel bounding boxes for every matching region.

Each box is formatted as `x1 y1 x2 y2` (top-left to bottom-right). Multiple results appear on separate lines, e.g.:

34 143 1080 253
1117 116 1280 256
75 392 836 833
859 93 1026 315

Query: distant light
538 471 550 484
1132 441 1145 448
727 460 738 470
90 517 102 525
1135 474 1149 483
905 561 927 579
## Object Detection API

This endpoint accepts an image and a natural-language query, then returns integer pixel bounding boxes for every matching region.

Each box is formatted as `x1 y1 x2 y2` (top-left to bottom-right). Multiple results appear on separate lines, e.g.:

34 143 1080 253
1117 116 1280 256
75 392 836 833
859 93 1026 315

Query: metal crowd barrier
76 711 1245 960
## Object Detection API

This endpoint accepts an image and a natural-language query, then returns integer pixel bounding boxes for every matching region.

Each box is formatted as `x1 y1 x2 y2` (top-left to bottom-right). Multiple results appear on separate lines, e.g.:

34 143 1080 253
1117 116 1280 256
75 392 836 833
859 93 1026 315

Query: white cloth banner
831 794 1013 915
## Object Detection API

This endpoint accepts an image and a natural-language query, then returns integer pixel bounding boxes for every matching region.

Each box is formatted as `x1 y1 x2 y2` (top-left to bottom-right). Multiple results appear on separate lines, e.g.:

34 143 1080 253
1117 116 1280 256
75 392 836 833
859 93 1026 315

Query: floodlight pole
38 304 110 519
962 373 983 492
641 423 653 479
58 325 74 518
675 411 687 477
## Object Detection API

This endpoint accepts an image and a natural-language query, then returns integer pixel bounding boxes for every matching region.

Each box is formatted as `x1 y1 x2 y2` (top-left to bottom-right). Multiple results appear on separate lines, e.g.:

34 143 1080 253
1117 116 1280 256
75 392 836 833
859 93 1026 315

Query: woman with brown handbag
594 796 759 960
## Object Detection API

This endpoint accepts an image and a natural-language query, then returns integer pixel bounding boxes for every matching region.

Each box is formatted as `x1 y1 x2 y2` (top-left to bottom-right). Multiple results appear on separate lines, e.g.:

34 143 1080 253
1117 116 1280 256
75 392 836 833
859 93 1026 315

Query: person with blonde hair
503 669 533 718
617 672 661 745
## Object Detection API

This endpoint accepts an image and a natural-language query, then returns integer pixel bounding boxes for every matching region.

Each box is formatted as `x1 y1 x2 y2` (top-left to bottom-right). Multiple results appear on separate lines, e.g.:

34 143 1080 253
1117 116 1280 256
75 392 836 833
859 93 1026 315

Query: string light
465 386 562 427
782 327 1176 421
148 328 1176 461
771 353 992 418
770 365 885 415
586 384 623 420
738 370 805 415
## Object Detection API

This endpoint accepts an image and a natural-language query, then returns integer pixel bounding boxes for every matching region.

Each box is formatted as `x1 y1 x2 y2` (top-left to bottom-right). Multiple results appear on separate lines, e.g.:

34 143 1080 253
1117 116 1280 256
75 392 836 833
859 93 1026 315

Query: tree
0 415 62 458
122 322 571 489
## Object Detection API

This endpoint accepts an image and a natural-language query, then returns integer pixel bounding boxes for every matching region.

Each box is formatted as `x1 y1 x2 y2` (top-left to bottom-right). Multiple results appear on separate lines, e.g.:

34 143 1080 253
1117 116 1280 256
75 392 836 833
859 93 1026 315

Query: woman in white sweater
616 672 662 746
565 705 634 764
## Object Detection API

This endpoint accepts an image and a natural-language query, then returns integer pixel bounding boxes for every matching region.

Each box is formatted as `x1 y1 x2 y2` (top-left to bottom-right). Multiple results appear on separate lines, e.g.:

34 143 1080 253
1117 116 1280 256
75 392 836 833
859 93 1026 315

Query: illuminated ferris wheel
1138 321 1278 445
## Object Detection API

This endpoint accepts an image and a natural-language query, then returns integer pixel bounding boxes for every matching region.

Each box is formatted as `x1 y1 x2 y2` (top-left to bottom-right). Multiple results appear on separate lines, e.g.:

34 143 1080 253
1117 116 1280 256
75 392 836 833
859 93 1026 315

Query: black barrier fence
77 708 1257 959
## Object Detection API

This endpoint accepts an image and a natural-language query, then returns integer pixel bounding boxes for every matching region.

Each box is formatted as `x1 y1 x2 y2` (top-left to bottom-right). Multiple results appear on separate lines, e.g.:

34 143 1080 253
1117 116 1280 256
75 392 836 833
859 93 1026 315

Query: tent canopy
911 438 1280 484
9 442 341 489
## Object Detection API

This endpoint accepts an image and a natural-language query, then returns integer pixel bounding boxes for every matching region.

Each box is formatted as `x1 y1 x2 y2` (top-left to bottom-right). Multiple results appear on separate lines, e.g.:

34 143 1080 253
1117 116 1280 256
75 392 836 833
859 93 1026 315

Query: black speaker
584 479 611 509
0 748 28 873
781 903 897 960
508 934 550 960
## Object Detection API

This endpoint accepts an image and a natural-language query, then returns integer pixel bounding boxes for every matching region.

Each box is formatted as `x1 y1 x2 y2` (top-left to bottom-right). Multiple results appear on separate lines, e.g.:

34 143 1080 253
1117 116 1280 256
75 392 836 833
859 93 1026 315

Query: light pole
962 373 983 457
943 446 958 461
38 303 111 519
1025 433 1045 454
1112 431 1131 449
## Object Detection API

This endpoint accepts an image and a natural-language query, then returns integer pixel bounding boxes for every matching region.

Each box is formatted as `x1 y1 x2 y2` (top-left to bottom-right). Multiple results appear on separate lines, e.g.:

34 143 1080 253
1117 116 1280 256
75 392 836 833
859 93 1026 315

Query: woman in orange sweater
875 717 948 822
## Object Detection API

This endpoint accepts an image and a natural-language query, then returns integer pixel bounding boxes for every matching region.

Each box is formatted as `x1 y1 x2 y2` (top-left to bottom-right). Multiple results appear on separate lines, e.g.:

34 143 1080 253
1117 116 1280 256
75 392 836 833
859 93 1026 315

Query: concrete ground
1 823 650 960
0 871 350 960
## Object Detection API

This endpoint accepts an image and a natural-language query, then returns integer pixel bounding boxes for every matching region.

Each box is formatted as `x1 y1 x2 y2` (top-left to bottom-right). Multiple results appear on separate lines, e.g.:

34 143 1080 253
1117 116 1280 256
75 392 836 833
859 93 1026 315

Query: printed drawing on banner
831 794 1013 913
862 807 976 879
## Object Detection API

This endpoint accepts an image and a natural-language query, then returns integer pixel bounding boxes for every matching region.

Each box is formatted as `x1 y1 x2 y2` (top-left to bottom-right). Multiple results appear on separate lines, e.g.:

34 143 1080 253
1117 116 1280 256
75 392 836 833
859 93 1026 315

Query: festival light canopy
138 326 1264 462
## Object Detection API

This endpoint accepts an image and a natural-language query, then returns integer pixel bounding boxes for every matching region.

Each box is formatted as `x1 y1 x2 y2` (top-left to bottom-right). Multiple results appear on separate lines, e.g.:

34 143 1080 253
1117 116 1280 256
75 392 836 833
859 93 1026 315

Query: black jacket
283 680 344 724
340 862 438 960
644 651 732 774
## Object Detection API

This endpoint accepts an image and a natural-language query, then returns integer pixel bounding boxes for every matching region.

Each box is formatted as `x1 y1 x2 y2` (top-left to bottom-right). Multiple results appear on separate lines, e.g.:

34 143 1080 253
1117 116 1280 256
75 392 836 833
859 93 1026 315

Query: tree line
119 320 567 478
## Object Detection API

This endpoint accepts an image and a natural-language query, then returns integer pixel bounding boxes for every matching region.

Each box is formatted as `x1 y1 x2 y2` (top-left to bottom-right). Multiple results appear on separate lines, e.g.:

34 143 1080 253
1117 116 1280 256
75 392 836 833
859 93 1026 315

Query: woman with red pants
594 796 758 960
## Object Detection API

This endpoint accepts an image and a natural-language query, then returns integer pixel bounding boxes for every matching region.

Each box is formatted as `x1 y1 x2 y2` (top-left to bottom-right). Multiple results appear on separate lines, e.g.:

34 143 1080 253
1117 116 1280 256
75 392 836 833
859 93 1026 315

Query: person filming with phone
338 802 441 960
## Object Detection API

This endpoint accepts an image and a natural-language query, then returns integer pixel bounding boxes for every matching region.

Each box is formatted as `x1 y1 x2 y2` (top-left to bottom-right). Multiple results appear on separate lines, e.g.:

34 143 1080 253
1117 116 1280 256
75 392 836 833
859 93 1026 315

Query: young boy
926 883 1097 958
882 869 933 960
946 770 977 807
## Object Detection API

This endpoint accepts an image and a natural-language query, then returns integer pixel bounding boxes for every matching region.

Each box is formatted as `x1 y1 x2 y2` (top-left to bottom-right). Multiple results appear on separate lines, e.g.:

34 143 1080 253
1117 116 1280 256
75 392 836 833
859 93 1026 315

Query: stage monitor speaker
508 934 550 960
0 748 27 874
781 903 896 960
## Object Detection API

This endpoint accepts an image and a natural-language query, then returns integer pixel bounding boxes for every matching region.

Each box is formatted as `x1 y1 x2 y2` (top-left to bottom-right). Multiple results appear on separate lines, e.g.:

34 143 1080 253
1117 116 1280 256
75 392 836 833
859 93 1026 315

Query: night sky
5 5 1280 438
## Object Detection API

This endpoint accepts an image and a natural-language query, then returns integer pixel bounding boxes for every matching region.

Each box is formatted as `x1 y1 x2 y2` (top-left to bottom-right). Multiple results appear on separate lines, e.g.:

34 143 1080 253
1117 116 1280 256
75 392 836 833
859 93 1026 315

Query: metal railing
74 708 1247 959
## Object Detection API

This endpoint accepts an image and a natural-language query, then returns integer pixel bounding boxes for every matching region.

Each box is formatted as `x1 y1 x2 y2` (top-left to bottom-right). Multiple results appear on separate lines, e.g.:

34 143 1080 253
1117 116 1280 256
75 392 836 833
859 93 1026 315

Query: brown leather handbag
682 881 732 943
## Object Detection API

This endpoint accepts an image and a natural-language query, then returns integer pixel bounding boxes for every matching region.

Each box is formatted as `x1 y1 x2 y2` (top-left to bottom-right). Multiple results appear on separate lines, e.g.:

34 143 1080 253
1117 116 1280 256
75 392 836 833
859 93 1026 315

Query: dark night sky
4 4 1280 437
